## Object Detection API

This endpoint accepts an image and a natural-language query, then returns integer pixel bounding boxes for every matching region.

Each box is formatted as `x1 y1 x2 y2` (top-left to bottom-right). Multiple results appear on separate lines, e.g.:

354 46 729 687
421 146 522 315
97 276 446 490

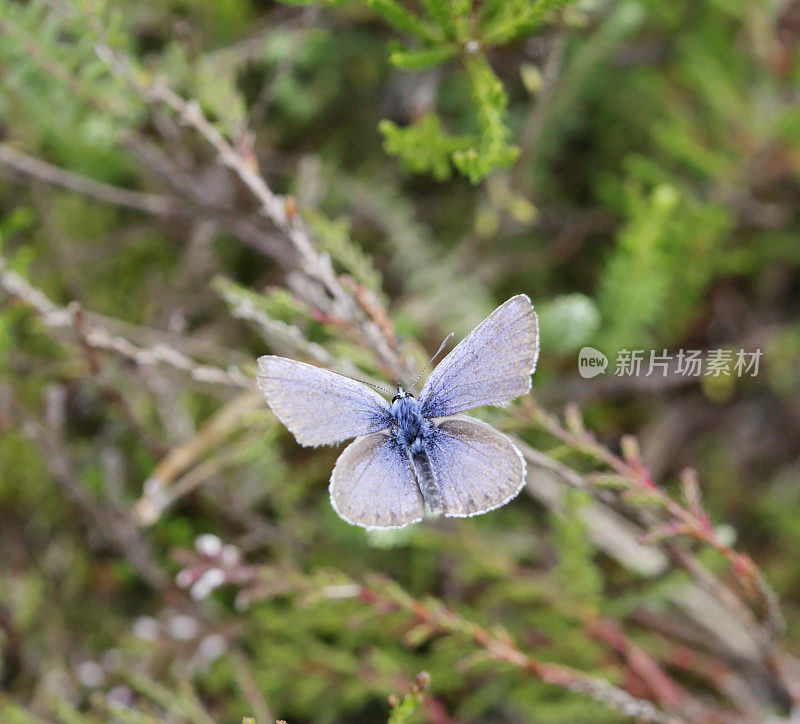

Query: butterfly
256 294 539 529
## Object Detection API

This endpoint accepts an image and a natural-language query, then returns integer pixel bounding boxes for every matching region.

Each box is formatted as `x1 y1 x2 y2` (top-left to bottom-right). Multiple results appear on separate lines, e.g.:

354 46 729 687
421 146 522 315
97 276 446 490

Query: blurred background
1 0 800 722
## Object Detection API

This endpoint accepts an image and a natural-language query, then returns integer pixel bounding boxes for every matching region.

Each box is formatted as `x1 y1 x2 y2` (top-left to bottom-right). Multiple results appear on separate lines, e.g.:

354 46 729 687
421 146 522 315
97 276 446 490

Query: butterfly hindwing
257 356 391 447
329 432 425 529
420 294 538 418
426 415 527 518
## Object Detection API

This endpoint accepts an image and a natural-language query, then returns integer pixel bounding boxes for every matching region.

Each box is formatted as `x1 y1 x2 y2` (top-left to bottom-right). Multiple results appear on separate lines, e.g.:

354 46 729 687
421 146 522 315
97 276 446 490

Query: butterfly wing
420 295 538 418
257 356 391 447
329 432 425 529
426 415 526 518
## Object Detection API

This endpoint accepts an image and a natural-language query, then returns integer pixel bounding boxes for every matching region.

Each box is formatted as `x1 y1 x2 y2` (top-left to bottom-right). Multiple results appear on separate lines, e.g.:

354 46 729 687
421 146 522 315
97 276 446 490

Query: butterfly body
257 294 539 529
389 388 443 514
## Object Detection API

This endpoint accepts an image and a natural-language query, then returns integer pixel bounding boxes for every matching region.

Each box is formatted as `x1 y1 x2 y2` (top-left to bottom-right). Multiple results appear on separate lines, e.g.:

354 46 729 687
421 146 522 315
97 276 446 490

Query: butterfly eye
391 395 399 403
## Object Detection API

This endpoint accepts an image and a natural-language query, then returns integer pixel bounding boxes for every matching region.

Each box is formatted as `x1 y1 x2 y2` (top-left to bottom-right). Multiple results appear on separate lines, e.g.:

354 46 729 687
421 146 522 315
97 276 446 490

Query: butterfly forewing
420 294 538 418
427 416 526 518
257 356 391 447
330 433 425 529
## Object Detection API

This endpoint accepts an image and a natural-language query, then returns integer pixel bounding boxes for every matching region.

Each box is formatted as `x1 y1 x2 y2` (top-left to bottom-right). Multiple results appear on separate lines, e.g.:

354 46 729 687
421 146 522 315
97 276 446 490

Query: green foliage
387 672 430 723
2 0 800 721
387 41 456 71
550 490 603 611
378 51 518 183
596 179 731 355
538 293 600 354
305 209 384 296
480 0 573 45
282 0 575 182
451 54 519 183
379 114 471 182
0 0 139 180
364 0 441 42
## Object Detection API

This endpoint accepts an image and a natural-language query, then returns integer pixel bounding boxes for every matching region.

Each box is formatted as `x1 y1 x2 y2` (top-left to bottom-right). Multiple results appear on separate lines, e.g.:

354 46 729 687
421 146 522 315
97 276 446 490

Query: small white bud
175 569 194 589
132 616 160 641
195 533 223 557
221 544 240 567
168 613 199 641
197 633 227 663
190 568 226 600
77 660 105 688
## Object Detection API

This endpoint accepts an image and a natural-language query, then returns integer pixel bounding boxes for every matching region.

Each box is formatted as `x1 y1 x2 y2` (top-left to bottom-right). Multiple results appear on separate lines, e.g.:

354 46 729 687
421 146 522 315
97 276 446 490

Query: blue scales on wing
426 416 527 518
420 294 539 419
329 433 425 529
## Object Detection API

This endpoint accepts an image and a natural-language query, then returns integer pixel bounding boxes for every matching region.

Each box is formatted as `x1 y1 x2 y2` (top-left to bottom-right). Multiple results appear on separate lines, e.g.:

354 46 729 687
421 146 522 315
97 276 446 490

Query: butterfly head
391 386 414 404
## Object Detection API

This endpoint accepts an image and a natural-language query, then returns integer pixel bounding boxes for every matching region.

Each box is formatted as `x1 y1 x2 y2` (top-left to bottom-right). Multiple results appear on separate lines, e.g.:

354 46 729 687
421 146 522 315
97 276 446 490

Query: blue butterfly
257 295 539 529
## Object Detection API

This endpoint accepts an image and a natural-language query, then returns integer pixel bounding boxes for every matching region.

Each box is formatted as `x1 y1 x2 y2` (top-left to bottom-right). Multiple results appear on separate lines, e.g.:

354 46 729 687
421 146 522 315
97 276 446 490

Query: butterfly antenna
411 332 454 391
344 374 394 395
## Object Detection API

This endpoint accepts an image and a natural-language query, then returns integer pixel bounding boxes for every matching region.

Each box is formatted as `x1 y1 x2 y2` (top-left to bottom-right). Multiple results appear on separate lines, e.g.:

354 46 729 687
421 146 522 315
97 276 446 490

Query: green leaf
419 0 457 39
388 42 456 71
379 115 471 181
480 0 573 45
364 0 440 42
452 53 519 183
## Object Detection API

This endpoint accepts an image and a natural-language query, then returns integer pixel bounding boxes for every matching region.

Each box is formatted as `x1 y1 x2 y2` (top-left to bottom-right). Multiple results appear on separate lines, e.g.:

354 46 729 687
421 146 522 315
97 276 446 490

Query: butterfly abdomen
409 445 443 515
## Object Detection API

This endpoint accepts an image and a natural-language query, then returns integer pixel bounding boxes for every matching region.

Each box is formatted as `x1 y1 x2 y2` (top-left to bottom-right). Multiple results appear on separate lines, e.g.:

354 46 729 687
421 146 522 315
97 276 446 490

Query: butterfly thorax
390 392 431 448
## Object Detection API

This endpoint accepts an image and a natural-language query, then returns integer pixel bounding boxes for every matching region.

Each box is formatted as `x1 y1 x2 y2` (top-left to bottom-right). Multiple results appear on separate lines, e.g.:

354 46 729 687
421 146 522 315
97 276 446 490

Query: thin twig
519 398 800 706
0 256 252 389
15 401 169 590
230 649 274 723
515 29 569 177
122 133 299 266
0 142 177 216
77 11 408 381
359 574 685 724
135 391 264 525
530 400 785 634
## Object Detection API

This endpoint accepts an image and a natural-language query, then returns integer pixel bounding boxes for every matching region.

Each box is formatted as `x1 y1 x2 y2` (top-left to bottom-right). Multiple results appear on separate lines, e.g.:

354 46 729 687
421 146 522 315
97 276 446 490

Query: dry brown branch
0 142 177 216
70 14 409 382
14 398 169 591
358 574 686 724
0 256 252 389
517 399 800 707
121 133 300 267
135 391 264 524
